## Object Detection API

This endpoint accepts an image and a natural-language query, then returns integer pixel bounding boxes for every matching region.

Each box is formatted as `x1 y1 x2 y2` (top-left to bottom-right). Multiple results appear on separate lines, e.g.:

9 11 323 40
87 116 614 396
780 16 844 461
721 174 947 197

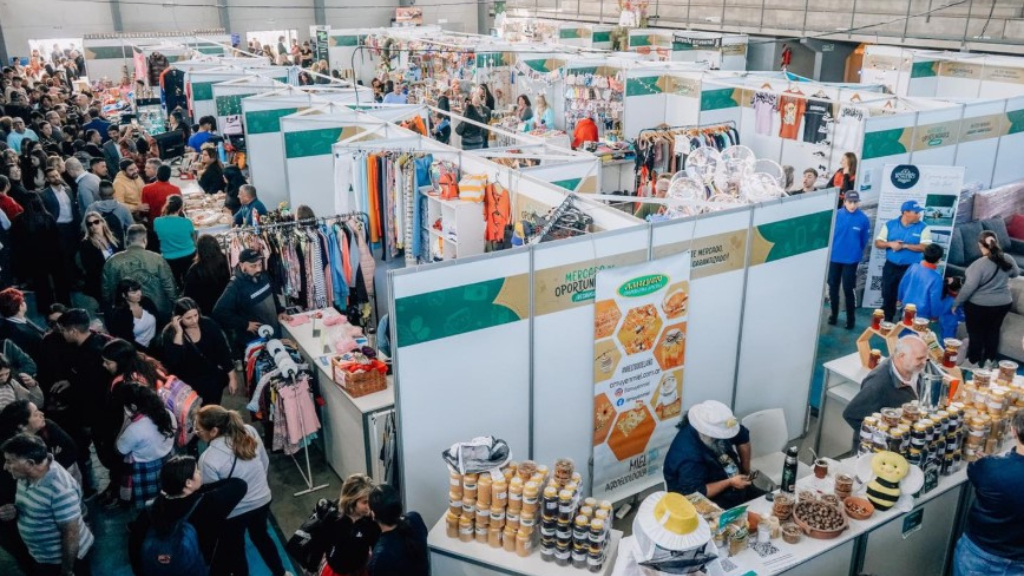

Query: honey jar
477 474 492 508
503 526 517 552
903 303 917 326
871 308 884 330
459 516 474 542
488 526 503 548
446 511 460 539
492 479 508 509
508 478 524 514
869 349 882 369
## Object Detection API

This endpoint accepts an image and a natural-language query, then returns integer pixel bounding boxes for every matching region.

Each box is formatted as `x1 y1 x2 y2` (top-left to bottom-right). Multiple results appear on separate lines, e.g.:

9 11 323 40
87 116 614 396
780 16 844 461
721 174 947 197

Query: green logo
572 290 595 302
618 274 669 298
928 138 943 146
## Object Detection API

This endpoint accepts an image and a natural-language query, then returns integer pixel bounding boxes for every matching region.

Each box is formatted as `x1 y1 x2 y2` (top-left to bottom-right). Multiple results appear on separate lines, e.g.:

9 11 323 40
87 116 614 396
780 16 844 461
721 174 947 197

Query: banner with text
863 164 964 308
592 255 691 501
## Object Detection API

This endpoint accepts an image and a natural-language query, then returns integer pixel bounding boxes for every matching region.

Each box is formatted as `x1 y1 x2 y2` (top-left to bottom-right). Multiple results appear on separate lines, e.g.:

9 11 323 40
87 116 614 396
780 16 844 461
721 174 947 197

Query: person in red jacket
572 116 599 150
141 164 181 219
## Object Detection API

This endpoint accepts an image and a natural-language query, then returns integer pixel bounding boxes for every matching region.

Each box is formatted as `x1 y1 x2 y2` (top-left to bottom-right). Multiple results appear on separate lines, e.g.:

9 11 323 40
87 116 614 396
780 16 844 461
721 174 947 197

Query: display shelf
854 324 963 381
429 517 622 576
421 192 485 260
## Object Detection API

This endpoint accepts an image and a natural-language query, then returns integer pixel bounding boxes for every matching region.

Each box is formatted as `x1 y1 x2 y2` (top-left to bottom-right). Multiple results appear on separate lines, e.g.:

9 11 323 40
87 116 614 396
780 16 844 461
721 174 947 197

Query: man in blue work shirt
875 199 932 322
828 191 870 329
897 243 944 322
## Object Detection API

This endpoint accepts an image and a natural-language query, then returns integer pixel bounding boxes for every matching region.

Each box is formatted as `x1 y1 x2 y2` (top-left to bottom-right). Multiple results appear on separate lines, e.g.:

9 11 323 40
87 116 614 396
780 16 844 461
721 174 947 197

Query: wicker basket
332 358 388 398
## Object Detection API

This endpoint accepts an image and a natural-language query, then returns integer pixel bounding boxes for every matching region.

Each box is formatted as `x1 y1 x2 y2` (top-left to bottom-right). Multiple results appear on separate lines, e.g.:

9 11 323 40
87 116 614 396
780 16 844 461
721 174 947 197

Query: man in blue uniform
897 243 944 322
828 191 870 329
875 200 932 321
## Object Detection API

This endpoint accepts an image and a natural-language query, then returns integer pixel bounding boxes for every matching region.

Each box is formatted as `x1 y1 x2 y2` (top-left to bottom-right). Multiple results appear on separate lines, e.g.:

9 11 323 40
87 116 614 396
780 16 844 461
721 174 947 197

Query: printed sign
863 165 964 309
592 255 691 501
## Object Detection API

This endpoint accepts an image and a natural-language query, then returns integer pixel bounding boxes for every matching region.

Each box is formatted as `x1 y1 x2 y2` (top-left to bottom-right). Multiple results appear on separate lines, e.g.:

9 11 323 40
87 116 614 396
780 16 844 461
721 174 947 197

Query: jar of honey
516 532 533 558
943 339 962 368
903 303 917 326
492 479 508 510
554 459 574 486
503 526 517 552
476 505 489 528
998 360 1019 383
542 486 559 520
490 506 506 528
508 478 524 514
488 526 503 548
459 516 474 542
558 490 575 523
872 308 884 330
477 474 492 508
446 511 460 539
869 349 882 369
912 317 929 334
975 369 993 388
523 481 539 515
517 461 538 483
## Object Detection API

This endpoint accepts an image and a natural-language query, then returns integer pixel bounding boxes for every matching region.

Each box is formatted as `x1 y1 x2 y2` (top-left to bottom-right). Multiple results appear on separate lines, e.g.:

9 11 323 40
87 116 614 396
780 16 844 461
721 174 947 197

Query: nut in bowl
843 497 875 521
793 496 849 539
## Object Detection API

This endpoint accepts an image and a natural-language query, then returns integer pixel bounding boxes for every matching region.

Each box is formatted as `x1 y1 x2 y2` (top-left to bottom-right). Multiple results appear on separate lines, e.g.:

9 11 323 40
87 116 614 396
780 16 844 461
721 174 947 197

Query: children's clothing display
563 70 624 134
244 338 320 456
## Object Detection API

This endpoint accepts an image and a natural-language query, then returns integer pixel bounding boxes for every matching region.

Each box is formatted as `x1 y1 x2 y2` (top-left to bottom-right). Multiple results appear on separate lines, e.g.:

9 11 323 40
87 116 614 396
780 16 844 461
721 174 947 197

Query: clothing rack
636 120 737 142
258 329 330 498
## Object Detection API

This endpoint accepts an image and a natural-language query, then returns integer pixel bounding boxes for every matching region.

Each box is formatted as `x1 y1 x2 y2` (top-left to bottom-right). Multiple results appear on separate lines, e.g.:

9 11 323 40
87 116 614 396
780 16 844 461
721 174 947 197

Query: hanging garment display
778 91 806 140
802 97 833 144
752 91 778 136
562 70 624 133
834 105 866 152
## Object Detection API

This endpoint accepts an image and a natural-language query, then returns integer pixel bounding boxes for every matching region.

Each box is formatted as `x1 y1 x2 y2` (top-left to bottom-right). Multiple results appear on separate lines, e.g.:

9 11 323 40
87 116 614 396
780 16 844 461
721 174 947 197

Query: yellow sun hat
634 491 712 552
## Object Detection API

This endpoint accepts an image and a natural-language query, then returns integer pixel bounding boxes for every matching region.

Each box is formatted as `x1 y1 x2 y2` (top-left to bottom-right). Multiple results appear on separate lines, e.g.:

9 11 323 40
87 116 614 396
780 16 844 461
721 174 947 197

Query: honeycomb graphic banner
591 254 691 502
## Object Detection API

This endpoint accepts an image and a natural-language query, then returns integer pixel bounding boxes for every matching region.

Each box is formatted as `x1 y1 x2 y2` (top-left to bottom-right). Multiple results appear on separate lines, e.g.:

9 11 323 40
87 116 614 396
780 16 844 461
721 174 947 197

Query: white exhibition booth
82 30 232 81
183 65 290 123
389 189 838 527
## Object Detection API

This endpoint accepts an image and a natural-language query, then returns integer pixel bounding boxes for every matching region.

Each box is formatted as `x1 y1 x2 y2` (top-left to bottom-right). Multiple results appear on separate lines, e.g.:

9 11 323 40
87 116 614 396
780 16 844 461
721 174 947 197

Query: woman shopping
161 297 237 406
77 210 122 308
116 383 175 510
319 474 380 576
197 405 293 576
183 235 231 316
107 278 160 352
152 195 197 287
954 230 1020 369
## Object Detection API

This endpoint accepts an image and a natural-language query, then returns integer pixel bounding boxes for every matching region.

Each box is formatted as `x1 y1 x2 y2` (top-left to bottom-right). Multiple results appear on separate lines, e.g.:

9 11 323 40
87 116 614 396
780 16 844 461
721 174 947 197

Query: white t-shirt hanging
834 105 866 152
334 153 355 214
752 91 778 136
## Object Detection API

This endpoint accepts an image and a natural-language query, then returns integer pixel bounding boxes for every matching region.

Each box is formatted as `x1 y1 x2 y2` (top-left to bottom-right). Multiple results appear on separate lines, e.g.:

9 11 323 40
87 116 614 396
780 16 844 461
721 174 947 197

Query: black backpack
139 496 208 576
286 498 339 571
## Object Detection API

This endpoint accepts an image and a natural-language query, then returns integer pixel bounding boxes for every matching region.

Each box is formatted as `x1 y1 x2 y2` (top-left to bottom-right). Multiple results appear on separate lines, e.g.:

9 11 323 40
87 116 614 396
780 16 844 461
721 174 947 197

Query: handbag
458 173 487 202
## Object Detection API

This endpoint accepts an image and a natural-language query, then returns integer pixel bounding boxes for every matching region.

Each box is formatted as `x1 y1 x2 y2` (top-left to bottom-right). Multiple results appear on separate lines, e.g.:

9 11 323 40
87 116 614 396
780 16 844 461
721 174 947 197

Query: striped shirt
15 461 94 564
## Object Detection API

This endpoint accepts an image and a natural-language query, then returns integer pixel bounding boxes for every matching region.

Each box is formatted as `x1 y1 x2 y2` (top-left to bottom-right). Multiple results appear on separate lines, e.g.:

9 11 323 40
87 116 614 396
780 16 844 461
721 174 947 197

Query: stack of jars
858 401 967 476
957 364 1021 461
446 458 608 566
540 489 612 572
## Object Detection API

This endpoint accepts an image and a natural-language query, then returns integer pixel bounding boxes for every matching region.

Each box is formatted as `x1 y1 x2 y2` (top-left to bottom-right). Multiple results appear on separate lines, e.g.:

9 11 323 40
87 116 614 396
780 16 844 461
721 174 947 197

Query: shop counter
282 310 395 481
814 352 871 458
428 516 622 576
723 455 970 576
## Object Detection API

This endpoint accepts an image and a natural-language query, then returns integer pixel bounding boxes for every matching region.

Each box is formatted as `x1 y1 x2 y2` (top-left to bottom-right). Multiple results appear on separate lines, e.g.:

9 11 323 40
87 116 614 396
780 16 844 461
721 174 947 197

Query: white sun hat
633 491 713 554
688 400 740 440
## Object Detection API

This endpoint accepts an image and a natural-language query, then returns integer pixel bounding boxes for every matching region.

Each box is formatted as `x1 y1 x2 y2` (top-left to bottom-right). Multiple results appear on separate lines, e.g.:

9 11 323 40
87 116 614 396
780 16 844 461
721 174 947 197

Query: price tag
902 508 924 538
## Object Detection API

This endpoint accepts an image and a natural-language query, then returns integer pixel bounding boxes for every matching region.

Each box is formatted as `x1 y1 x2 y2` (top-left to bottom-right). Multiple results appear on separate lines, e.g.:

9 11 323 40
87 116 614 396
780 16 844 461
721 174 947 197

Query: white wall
119 4 219 35
228 0 317 40
1 0 114 59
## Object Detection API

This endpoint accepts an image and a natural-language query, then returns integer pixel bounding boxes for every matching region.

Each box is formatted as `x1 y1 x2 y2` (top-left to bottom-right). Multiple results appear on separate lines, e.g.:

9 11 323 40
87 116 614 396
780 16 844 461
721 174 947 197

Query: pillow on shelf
1007 214 1024 241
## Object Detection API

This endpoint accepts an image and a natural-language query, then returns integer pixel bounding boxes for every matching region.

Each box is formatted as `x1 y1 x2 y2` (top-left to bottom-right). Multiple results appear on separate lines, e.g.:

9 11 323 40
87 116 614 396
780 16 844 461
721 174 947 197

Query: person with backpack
117 384 176 510
128 455 247 576
317 473 380 576
367 484 429 576
196 405 292 576
98 338 166 508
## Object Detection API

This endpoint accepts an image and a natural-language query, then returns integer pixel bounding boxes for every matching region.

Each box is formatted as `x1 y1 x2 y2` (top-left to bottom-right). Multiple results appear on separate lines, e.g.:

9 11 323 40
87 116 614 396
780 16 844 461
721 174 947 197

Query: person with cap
875 199 932 322
663 400 762 509
827 191 870 329
212 248 292 348
611 491 725 576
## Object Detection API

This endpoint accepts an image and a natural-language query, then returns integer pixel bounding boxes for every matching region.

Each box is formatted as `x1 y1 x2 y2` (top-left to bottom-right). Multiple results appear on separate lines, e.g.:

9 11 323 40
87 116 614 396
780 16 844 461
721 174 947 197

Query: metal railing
509 0 1024 52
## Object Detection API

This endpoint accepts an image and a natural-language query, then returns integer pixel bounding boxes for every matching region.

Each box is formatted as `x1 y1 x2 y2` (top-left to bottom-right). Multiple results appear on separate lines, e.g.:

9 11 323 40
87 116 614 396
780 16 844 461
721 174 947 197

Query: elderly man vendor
664 400 764 509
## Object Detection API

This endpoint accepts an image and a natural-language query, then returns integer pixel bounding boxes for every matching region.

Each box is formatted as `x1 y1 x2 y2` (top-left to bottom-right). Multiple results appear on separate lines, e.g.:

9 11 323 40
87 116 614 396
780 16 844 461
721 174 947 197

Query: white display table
429 516 622 576
282 309 395 481
723 454 971 576
814 352 872 458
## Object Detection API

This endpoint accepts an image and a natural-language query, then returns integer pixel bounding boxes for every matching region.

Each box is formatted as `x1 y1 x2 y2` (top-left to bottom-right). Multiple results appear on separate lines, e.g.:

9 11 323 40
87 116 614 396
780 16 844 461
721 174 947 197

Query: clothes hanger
850 93 862 102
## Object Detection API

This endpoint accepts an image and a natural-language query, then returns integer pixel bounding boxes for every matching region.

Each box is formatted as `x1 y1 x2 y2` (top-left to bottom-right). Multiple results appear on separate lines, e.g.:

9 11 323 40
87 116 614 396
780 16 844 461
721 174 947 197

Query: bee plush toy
866 451 910 511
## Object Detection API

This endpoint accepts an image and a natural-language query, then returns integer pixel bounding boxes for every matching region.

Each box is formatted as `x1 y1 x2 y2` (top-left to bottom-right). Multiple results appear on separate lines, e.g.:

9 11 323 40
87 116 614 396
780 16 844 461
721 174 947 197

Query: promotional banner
311 26 330 64
863 164 964 308
592 255 691 501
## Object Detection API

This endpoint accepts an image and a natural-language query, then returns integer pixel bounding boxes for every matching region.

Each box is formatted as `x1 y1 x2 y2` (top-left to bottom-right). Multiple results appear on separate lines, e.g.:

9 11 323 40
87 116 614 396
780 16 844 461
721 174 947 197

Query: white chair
741 408 789 486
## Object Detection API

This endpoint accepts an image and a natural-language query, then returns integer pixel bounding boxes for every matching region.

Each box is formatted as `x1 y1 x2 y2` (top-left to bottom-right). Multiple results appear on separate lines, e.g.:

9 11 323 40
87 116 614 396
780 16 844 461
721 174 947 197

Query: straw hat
634 492 712 553
689 400 740 440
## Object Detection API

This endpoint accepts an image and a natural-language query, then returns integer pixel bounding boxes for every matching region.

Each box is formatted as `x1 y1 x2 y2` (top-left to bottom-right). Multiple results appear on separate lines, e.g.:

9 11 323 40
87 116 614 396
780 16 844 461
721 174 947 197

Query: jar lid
544 486 558 497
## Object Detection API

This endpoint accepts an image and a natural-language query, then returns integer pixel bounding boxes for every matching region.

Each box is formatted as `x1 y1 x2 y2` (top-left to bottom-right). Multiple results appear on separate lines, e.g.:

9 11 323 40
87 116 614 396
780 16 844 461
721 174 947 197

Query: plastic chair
741 408 789 485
